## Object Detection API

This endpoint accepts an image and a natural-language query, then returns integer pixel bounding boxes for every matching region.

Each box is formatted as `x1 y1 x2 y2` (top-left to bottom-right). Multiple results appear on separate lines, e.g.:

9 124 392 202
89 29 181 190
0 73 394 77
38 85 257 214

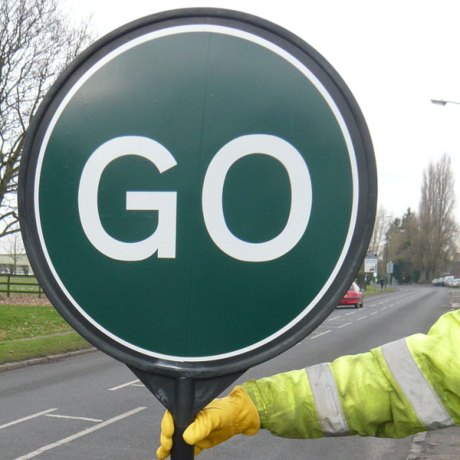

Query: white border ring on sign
18 8 377 377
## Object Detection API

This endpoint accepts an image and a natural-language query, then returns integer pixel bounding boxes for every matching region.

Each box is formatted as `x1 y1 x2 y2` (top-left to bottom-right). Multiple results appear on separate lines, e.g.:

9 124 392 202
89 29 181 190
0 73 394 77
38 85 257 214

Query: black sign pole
130 367 245 459
171 377 195 460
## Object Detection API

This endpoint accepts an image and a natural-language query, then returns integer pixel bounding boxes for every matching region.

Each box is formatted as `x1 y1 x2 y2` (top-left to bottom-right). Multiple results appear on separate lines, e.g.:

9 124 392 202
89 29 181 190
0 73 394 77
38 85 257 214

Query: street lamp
431 99 460 106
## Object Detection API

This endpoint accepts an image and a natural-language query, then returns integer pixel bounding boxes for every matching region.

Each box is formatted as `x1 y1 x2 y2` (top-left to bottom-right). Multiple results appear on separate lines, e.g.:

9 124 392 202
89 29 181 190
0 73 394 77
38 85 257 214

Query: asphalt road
0 286 453 460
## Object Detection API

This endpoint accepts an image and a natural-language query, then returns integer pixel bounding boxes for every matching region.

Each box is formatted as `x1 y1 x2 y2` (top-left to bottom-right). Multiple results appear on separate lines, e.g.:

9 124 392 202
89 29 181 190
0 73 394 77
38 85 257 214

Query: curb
0 347 97 373
406 432 427 460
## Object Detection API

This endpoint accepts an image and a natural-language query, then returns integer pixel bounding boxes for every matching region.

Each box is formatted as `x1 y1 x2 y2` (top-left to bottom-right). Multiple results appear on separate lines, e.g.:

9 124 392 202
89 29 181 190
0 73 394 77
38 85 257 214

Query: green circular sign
19 9 376 376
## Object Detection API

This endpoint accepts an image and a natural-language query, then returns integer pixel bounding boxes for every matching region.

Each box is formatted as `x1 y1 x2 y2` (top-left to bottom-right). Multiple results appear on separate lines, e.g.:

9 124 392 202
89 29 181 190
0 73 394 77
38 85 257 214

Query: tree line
369 154 459 284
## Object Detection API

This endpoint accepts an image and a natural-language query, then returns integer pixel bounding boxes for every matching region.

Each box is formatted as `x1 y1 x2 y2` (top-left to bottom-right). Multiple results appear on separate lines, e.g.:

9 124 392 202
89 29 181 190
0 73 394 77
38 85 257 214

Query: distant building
0 253 33 275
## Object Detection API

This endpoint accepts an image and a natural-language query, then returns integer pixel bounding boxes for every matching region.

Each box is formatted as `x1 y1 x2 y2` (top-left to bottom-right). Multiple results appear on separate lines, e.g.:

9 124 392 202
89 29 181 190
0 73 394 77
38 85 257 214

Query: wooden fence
0 274 44 298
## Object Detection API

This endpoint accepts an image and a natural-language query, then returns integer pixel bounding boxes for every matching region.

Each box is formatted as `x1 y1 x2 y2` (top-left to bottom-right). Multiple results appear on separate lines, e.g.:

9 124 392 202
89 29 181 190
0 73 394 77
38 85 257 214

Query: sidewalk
408 427 460 459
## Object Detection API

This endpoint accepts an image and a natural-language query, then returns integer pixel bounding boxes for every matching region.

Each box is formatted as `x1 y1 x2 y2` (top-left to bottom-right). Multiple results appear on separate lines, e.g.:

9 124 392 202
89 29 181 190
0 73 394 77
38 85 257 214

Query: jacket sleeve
242 310 460 439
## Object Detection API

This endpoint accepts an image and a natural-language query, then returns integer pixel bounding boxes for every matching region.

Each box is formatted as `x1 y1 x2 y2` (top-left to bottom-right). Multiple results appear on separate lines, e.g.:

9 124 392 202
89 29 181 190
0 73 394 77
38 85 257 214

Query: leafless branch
0 0 93 235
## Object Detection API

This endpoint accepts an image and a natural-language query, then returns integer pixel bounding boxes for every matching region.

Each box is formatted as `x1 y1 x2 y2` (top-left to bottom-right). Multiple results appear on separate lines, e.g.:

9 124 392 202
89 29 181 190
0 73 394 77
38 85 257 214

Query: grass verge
0 333 91 364
363 285 397 296
0 305 91 364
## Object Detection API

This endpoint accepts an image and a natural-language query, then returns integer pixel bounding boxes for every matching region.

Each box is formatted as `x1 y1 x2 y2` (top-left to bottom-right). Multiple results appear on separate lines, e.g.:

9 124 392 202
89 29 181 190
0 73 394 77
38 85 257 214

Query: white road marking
326 316 342 321
13 407 146 460
370 311 379 316
0 409 57 431
356 316 368 321
45 414 102 423
108 379 140 391
309 330 331 339
345 312 356 316
337 322 352 328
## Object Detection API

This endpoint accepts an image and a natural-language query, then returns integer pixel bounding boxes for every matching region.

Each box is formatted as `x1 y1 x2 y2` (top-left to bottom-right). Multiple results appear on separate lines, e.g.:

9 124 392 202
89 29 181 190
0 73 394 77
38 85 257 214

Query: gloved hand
156 385 260 459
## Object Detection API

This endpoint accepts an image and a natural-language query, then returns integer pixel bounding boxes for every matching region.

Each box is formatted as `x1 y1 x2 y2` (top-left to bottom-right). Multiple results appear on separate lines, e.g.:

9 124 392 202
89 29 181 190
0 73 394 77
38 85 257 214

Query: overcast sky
63 0 460 222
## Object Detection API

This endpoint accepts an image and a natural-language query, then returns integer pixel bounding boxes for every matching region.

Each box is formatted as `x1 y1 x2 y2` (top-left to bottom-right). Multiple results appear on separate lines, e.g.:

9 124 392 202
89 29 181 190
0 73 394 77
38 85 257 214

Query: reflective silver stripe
381 338 454 430
306 363 349 436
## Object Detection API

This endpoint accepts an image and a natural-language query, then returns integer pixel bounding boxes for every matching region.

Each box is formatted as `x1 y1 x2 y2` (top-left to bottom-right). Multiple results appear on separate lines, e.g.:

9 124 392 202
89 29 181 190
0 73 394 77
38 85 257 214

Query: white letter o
202 134 312 262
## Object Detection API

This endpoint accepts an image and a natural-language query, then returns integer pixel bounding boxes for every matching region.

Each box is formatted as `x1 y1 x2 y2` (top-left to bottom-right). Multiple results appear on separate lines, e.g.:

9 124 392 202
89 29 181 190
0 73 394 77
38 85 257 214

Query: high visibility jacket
242 309 460 439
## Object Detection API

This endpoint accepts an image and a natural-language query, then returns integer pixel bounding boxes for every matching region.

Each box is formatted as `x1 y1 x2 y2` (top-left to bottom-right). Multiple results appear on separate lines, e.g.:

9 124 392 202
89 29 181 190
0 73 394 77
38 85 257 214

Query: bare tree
418 154 458 281
368 206 391 259
0 0 92 236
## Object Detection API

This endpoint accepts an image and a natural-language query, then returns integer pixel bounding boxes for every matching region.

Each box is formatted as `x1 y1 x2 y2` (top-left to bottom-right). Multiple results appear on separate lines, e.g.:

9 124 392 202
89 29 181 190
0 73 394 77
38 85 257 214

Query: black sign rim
19 7 377 378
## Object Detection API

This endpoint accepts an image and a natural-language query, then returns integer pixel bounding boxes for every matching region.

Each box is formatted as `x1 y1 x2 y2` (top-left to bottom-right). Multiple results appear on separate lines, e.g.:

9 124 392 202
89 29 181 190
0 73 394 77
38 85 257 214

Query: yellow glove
157 410 175 460
156 385 260 459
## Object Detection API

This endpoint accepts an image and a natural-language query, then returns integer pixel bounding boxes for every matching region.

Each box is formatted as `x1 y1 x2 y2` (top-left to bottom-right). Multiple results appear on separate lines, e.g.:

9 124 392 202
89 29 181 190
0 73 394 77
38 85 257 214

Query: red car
338 282 363 308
